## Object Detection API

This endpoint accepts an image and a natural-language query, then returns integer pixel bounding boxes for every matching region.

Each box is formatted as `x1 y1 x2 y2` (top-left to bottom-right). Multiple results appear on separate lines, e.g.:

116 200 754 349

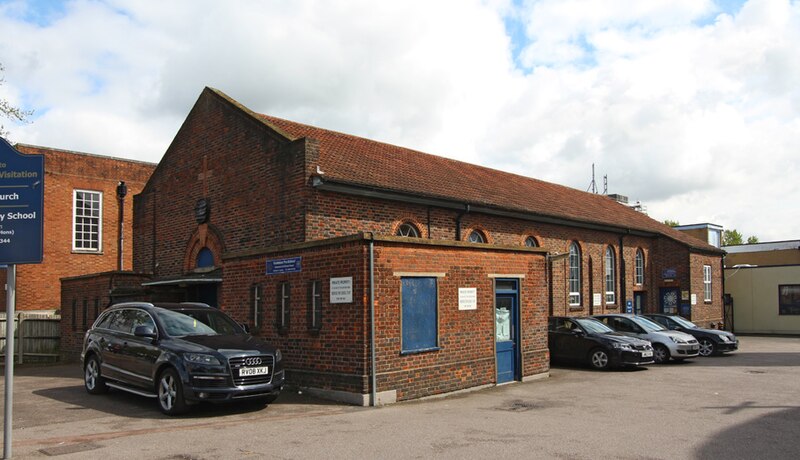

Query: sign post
1 138 44 459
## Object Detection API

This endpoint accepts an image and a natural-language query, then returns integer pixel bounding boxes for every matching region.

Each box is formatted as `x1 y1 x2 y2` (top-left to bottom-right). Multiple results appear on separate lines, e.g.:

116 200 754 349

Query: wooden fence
0 312 61 364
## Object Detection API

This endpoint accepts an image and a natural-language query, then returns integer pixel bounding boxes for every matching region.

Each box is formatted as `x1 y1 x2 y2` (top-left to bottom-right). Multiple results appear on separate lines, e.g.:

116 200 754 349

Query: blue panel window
401 277 438 353
196 247 214 268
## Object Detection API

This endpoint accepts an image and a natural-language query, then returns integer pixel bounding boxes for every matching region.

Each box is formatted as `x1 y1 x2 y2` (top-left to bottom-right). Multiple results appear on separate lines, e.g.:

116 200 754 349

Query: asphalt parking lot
1 335 799 459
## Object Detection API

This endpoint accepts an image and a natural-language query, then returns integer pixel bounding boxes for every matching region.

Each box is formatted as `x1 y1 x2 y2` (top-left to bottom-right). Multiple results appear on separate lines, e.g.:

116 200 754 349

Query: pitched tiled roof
209 88 720 253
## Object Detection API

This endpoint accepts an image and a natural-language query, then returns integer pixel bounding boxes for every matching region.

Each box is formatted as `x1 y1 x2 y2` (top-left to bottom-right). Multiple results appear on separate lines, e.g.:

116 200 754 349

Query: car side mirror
571 329 585 336
239 323 251 333
134 325 157 339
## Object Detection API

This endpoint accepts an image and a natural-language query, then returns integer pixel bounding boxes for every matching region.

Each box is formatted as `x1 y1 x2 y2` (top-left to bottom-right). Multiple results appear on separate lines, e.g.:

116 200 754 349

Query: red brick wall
133 90 310 278
305 191 726 322
221 236 548 401
60 271 152 359
1 145 154 311
689 252 724 326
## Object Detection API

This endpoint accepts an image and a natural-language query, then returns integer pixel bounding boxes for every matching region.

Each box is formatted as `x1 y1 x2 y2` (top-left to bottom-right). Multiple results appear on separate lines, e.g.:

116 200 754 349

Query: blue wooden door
495 294 517 383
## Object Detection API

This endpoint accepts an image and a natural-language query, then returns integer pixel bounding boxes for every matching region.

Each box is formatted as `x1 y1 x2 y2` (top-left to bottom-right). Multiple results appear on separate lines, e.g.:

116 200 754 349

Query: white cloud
0 0 798 241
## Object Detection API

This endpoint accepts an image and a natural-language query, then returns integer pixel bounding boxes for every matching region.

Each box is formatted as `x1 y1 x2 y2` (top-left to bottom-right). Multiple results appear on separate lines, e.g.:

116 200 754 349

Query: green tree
664 219 680 227
722 229 743 246
1 63 33 139
746 235 760 244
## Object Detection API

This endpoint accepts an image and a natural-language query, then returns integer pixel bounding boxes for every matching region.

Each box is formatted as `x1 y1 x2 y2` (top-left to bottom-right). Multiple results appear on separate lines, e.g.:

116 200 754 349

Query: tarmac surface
2 335 800 459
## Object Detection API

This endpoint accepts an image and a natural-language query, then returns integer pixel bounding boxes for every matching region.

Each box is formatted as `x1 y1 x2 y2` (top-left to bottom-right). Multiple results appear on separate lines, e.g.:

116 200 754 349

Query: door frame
495 279 521 383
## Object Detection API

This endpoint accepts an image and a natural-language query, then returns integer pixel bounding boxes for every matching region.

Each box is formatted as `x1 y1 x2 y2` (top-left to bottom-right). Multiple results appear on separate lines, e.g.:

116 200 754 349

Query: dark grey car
82 302 284 415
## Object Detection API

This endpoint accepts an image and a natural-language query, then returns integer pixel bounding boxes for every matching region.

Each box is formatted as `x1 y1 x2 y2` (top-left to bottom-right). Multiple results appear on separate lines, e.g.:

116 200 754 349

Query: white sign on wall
459 288 477 310
691 294 697 306
593 293 602 307
330 277 353 304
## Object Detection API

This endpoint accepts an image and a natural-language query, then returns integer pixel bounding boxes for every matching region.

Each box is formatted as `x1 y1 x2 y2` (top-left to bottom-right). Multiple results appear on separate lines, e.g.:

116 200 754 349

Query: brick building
1 144 155 312
61 87 724 404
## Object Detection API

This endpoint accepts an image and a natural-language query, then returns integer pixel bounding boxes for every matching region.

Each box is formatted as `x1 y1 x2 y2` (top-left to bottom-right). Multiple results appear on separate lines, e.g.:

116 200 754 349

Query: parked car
548 316 655 370
82 302 284 415
644 314 738 357
592 314 699 364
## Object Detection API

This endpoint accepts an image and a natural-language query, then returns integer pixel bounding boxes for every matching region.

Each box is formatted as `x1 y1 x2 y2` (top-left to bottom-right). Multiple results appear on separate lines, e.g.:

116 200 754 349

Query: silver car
593 314 700 363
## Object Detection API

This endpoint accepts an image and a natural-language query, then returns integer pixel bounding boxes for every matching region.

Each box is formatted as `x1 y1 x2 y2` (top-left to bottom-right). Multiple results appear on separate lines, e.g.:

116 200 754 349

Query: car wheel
588 348 611 370
157 368 188 415
653 344 670 364
84 355 108 394
698 338 717 357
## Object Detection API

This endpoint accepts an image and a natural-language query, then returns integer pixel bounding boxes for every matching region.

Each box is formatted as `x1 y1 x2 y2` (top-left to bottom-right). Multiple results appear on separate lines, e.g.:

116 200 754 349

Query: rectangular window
779 285 800 315
703 265 712 302
308 280 323 331
277 282 290 331
251 284 262 329
401 277 438 353
73 190 103 252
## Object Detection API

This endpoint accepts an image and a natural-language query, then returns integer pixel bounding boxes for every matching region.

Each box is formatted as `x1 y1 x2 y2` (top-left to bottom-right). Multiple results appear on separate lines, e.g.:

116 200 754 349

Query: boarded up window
401 277 438 352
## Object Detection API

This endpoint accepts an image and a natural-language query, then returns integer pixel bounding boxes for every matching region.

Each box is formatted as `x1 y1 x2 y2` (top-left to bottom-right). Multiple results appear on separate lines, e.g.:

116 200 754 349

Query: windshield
575 318 614 334
157 308 243 336
633 316 667 332
670 315 698 329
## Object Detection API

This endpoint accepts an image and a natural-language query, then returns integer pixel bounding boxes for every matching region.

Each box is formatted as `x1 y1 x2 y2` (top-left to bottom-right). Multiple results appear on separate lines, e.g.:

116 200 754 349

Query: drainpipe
116 181 128 271
454 204 470 241
426 206 432 239
369 238 376 406
619 233 626 311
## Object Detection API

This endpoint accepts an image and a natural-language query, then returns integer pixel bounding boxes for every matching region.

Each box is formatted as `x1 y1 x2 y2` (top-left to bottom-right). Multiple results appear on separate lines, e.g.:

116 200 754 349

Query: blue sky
0 0 798 241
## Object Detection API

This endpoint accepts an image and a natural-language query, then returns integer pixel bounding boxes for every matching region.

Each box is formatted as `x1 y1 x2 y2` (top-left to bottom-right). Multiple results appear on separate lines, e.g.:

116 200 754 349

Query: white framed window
524 236 538 247
73 190 102 252
635 249 645 285
468 230 486 243
568 242 581 305
605 246 616 304
703 265 712 302
396 222 420 237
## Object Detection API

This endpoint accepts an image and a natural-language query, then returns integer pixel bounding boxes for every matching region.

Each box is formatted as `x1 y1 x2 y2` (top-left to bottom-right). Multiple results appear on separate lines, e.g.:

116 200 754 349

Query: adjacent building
724 240 800 335
1 144 155 312
60 87 725 404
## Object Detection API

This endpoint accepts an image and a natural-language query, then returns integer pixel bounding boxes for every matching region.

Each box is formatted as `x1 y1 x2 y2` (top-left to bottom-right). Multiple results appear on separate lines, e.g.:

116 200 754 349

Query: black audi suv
82 302 284 415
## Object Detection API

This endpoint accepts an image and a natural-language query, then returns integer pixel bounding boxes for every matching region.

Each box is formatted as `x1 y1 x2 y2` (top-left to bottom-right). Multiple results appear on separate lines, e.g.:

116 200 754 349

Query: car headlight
669 336 687 344
612 342 633 351
184 353 221 365
275 349 282 362
719 335 730 342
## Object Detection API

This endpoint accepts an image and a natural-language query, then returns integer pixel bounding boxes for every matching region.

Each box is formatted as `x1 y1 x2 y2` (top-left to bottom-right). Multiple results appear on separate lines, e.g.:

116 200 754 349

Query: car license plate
641 351 653 358
239 366 269 376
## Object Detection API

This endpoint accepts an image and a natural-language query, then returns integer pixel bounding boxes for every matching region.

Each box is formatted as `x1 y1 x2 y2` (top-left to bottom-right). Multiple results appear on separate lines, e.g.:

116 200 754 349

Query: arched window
635 249 645 285
196 247 214 269
524 236 538 247
568 242 581 305
396 222 420 238
605 246 616 304
468 230 486 243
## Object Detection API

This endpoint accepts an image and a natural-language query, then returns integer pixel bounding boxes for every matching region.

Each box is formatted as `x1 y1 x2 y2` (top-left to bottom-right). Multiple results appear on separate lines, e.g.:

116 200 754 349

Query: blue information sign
266 257 302 275
0 139 44 265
